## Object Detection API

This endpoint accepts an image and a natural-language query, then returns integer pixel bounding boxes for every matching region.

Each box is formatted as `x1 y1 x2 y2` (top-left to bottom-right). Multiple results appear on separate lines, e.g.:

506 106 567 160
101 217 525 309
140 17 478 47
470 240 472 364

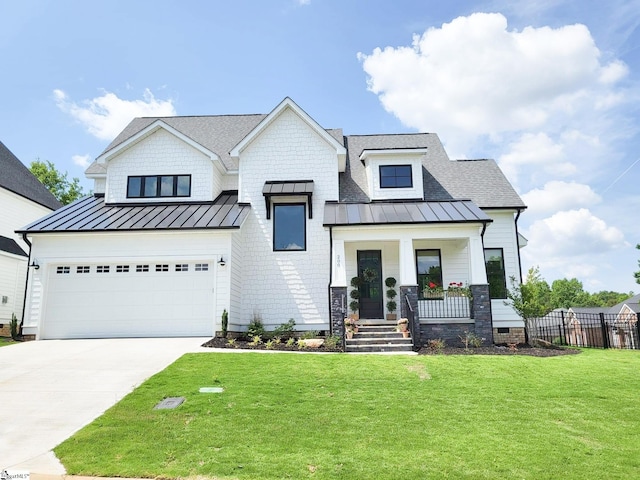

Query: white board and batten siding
483 210 524 328
24 231 232 339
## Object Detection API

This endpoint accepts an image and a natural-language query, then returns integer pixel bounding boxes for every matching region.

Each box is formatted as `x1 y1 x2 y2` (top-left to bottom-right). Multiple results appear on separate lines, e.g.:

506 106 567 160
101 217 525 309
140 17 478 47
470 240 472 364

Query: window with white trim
484 248 507 299
97 265 110 273
155 264 169 272
380 165 413 188
195 263 209 271
56 266 70 274
175 264 188 272
136 265 149 272
76 266 90 274
116 265 130 273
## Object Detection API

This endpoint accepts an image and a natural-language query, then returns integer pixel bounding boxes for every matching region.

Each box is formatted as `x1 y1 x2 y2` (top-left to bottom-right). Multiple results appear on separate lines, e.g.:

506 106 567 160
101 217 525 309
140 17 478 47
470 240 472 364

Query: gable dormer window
380 165 413 188
127 175 191 198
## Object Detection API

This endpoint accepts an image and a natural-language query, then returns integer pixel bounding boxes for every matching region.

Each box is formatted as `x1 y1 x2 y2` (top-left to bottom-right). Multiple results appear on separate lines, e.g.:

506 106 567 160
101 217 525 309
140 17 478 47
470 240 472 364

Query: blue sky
2 0 639 294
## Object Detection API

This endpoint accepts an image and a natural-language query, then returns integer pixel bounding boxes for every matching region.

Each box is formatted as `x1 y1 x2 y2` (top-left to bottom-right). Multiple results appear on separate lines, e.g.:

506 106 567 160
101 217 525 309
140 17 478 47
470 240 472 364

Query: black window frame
127 175 191 198
273 203 307 252
415 249 443 299
484 248 507 299
379 165 413 189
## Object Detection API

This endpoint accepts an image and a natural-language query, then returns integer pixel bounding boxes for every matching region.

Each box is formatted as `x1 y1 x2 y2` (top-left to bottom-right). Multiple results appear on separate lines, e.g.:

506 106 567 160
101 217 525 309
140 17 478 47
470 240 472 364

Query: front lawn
0 337 16 347
56 349 640 479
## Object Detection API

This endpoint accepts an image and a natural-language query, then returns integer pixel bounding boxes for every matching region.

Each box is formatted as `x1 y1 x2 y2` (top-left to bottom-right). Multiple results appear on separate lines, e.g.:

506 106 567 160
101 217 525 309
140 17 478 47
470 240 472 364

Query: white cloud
54 88 176 141
72 154 91 169
524 209 626 257
521 181 601 215
358 12 627 152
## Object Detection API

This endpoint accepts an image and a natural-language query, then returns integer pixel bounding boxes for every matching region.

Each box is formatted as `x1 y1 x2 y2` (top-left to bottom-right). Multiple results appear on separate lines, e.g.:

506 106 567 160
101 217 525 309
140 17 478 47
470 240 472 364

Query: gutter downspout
20 233 32 332
328 226 333 336
515 208 524 283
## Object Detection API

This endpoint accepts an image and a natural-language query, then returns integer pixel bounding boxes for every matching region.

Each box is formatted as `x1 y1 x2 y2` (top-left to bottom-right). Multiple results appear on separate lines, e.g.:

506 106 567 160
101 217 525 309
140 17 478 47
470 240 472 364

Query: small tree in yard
505 267 552 345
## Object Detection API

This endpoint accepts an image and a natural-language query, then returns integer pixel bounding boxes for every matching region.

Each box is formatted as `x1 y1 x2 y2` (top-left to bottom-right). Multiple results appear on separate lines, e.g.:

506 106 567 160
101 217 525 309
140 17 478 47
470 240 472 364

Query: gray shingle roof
0 235 27 256
341 134 525 209
0 141 62 210
99 115 344 172
95 109 523 210
17 192 250 233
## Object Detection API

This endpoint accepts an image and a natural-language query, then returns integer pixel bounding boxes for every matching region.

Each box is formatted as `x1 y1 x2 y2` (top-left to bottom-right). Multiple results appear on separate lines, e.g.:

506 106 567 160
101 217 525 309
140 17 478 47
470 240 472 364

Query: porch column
471 284 493 345
398 238 417 285
330 287 347 338
331 239 347 287
468 235 488 284
399 237 420 347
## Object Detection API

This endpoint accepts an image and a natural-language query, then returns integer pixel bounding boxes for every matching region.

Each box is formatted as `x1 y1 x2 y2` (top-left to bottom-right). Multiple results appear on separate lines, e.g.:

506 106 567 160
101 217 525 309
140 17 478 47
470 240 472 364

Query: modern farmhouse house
18 98 526 345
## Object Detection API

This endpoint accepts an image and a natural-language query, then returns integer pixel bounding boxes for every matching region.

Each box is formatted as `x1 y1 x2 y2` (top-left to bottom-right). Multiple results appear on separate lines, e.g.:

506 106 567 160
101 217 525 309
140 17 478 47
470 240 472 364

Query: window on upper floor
127 175 191 198
484 248 507 299
273 204 306 251
379 165 413 188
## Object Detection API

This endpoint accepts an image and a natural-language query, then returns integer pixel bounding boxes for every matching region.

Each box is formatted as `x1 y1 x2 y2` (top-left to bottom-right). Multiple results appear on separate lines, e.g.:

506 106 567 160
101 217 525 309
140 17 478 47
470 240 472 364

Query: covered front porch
327 223 493 348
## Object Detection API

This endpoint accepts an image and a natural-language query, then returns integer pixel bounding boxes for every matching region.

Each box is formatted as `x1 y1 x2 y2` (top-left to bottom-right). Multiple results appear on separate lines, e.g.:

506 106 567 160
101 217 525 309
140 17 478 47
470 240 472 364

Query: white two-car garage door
41 261 215 339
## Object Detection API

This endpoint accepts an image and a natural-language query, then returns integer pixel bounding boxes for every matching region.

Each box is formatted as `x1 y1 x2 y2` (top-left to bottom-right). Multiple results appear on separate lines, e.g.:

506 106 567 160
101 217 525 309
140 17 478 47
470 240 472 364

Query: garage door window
56 266 70 274
155 264 169 272
116 265 130 273
76 266 90 274
97 266 110 273
136 265 149 272
195 263 209 271
175 264 189 272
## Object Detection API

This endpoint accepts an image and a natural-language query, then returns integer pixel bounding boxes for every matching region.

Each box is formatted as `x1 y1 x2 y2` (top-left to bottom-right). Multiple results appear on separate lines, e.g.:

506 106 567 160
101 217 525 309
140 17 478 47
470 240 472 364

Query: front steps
345 322 414 353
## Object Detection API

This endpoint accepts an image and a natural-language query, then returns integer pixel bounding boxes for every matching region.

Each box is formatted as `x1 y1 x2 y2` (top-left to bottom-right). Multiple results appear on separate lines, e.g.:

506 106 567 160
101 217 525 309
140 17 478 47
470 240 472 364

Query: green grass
0 337 16 347
56 350 640 479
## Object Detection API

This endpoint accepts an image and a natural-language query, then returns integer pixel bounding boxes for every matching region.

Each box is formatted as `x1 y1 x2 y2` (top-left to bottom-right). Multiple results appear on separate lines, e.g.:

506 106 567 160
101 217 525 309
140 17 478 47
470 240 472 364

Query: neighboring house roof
609 293 640 314
0 235 27 257
324 200 491 226
340 134 525 208
95 113 344 173
17 192 250 233
0 141 62 210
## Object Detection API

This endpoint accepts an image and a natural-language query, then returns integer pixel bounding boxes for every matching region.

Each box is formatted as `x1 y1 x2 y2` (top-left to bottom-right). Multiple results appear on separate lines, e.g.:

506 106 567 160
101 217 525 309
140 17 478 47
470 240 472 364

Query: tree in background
29 159 84 205
550 278 592 308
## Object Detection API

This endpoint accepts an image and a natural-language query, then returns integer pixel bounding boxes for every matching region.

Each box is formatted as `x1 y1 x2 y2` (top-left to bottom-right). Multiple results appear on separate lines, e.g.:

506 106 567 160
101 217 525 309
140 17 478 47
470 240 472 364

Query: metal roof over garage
18 192 251 233
323 200 491 226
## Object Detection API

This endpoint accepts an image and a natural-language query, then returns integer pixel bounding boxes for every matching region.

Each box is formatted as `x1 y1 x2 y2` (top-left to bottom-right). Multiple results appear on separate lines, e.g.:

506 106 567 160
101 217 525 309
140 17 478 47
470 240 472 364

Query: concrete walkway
0 337 208 473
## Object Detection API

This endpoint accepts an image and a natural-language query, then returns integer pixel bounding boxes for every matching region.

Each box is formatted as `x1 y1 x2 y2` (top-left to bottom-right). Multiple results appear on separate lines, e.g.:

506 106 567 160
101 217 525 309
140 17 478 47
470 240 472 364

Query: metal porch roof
18 192 250 233
323 200 491 226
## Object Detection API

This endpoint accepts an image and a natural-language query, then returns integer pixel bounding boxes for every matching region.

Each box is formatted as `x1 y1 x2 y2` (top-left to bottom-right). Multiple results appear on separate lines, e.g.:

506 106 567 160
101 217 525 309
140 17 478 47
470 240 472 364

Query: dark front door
357 250 383 319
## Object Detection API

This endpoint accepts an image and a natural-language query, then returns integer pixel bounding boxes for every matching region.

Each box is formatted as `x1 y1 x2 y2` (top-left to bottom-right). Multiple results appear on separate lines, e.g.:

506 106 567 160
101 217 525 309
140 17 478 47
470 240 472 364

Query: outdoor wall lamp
217 256 226 267
29 260 40 270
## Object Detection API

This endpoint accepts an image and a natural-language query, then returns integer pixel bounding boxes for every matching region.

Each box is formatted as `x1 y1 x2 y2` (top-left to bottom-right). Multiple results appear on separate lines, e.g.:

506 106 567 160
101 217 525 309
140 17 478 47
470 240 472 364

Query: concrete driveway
0 337 208 473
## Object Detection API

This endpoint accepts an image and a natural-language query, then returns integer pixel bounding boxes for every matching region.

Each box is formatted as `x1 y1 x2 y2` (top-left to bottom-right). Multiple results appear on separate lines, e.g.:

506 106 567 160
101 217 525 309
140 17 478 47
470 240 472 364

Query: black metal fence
531 311 640 350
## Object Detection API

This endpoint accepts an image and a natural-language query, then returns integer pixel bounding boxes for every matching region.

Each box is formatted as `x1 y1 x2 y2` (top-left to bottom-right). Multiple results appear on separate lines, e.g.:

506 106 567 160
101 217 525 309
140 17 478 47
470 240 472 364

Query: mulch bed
202 337 581 357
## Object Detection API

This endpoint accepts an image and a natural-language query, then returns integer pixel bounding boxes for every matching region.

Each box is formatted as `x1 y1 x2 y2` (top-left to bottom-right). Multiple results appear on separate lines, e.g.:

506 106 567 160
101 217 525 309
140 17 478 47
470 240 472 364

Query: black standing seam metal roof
17 192 251 233
323 200 491 226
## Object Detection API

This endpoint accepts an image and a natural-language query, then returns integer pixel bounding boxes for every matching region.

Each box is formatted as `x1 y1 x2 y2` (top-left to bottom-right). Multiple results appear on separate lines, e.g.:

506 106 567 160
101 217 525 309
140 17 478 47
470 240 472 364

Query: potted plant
446 282 470 297
344 317 358 339
385 277 397 320
397 318 410 338
423 280 443 299
349 276 362 319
